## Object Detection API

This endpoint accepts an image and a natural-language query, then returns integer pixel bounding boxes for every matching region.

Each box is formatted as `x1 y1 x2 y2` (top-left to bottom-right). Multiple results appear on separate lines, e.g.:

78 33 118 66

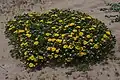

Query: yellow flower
63 45 68 49
61 34 66 37
52 52 54 54
83 41 88 45
101 38 104 41
72 16 76 19
68 35 72 37
14 30 25 33
89 39 93 42
12 19 16 22
71 32 74 35
86 16 92 19
69 23 75 26
51 15 54 17
46 21 52 24
54 14 57 16
51 14 57 17
26 24 29 27
80 47 84 51
75 36 79 39
35 63 38 65
48 38 52 42
20 42 28 47
56 49 60 53
59 20 63 23
54 33 59 37
29 55 35 60
86 35 91 38
27 58 30 61
45 33 51 36
14 30 18 33
18 20 22 23
65 25 69 28
51 47 56 52
103 34 108 39
79 32 84 36
38 56 44 59
68 45 74 49
29 63 35 68
79 52 87 56
81 18 85 20
76 26 81 28
75 46 80 50
25 27 27 31
73 37 78 41
56 39 62 43
63 39 66 44
54 54 59 58
59 26 62 29
47 47 51 51
35 37 38 40
20 43 24 47
51 38 56 42
73 29 77 32
64 29 66 31
48 54 53 59
34 59 37 62
92 25 96 28
40 20 44 22
34 41 39 45
76 36 79 38
8 26 15 31
52 26 56 29
26 34 31 38
24 42 28 46
28 13 33 17
89 27 95 30
26 30 30 34
106 31 111 35
20 38 23 41
25 20 29 24
81 29 85 32
60 11 62 13
24 51 28 55
65 58 73 62
93 43 99 49
55 29 58 31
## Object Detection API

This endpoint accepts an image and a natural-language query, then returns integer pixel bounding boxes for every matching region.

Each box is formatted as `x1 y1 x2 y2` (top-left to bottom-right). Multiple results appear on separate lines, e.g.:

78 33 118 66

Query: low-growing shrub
5 9 116 69
100 2 120 23
108 2 120 12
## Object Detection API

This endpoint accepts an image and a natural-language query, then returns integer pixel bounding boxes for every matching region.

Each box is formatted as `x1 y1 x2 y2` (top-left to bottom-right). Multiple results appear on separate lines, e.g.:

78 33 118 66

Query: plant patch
5 9 116 69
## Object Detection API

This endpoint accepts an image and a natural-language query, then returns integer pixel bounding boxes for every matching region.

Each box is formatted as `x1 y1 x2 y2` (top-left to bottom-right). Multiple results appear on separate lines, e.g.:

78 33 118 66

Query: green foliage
5 9 116 69
108 2 120 12
100 2 120 12
100 2 120 23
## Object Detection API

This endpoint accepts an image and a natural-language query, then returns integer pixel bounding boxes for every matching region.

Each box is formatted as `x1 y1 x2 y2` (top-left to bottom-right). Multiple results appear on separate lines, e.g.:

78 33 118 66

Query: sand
0 0 120 80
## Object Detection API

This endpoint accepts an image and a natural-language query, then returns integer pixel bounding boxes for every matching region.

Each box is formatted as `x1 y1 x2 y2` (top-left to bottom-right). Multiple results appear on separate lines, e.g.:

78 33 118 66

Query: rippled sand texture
0 0 120 80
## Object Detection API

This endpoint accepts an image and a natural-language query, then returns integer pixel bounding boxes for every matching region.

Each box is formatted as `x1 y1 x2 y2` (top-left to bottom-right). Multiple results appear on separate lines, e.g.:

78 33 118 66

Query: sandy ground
0 0 120 80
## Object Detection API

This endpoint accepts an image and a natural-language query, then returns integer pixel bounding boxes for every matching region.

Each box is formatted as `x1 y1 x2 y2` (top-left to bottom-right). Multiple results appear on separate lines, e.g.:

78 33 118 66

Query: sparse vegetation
100 2 120 23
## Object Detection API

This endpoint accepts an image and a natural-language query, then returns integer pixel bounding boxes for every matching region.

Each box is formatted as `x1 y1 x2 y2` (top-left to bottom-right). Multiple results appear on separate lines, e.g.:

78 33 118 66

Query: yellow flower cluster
5 8 116 69
34 41 39 45
47 47 60 53
47 38 62 43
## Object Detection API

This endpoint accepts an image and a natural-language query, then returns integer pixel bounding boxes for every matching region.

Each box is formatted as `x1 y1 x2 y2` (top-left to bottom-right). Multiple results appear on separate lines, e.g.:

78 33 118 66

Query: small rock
5 76 8 79
72 72 80 79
